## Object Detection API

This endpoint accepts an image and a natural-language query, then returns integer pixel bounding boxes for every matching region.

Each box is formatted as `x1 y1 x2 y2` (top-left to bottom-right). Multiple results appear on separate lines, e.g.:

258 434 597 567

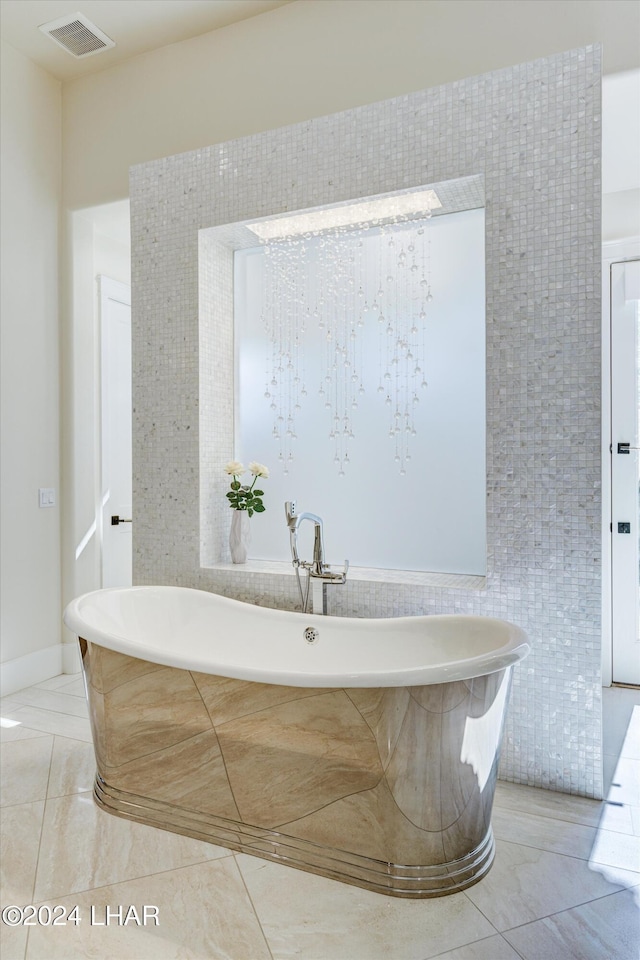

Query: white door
611 258 640 685
100 277 132 588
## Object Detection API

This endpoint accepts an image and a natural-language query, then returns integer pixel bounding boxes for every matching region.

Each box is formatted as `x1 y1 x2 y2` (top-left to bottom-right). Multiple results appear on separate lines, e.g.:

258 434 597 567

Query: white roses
224 460 268 515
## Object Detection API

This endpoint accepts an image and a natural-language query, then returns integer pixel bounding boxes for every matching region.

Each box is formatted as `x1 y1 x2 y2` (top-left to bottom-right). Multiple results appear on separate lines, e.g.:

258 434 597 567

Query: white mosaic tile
130 46 602 797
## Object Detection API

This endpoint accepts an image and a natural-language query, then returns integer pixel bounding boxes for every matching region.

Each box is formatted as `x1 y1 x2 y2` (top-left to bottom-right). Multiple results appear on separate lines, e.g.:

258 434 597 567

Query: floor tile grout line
0 731 54 753
1 797 51 810
499 884 640 939
40 736 55 830
13 683 85 701
494 834 640 880
32 673 81 688
1 701 90 720
492 801 640 839
491 883 640 937
0 698 89 719
33 688 87 701
26 738 56 959
492 799 606 823
0 729 52 744
44 746 97 802
426 932 526 960
3 686 84 700
230 853 276 960
29 843 238 907
5 729 93 745
460 887 504 945
48 675 83 692
0 713 93 744
492 825 640 864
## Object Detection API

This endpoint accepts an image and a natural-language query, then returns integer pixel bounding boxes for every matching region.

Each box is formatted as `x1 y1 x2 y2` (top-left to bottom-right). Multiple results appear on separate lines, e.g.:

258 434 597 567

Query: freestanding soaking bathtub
63 586 529 898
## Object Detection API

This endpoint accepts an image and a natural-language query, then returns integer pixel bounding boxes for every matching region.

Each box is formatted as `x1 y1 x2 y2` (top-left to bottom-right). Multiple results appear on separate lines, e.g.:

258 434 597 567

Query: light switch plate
39 488 56 508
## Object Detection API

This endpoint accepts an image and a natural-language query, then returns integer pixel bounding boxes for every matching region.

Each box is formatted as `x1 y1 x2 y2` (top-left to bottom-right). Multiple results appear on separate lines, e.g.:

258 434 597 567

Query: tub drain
304 626 319 644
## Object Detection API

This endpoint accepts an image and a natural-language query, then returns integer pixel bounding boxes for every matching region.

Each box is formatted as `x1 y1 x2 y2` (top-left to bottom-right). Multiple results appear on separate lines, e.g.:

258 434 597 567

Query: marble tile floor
0 675 638 960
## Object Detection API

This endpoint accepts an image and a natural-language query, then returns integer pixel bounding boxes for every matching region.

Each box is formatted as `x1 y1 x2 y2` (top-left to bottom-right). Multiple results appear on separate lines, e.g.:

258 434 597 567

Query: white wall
1 41 62 689
603 69 640 241
61 0 640 211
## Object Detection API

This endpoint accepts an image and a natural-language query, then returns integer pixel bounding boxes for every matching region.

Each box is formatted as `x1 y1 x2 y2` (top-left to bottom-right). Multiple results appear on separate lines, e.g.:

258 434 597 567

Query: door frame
98 275 132 587
602 237 640 687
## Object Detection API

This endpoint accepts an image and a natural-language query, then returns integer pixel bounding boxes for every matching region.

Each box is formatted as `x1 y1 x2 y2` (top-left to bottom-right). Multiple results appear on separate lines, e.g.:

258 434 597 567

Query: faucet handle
321 559 349 584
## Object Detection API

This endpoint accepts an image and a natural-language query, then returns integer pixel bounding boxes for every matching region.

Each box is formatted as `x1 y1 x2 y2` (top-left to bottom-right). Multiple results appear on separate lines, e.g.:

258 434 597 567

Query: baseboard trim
62 642 81 675
1 644 65 697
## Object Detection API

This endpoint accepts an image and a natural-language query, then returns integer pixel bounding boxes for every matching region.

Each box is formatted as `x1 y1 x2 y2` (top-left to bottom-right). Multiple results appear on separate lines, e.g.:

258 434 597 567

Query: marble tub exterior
80 641 513 897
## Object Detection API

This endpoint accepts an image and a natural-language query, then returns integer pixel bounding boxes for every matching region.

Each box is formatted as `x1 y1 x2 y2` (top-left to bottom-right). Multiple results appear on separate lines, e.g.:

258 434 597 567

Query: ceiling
3 1 639 85
0 0 294 81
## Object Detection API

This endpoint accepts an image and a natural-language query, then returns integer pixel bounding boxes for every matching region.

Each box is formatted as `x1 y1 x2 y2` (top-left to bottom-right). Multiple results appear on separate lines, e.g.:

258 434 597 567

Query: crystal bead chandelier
251 192 439 475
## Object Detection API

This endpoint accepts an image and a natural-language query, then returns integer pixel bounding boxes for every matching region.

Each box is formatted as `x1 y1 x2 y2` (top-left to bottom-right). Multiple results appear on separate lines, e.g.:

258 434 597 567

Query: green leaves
225 469 267 516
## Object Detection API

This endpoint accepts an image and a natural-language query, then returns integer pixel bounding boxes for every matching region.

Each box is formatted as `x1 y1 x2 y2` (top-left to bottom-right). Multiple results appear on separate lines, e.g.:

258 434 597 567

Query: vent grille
39 12 115 59
50 20 106 56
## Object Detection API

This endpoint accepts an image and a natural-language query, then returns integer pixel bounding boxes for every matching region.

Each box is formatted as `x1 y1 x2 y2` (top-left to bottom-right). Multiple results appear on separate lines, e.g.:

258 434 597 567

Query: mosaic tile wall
198 232 233 568
130 47 602 797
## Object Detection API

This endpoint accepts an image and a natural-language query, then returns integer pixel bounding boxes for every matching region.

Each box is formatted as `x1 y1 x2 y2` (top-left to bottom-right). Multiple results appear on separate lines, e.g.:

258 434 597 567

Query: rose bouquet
224 461 268 516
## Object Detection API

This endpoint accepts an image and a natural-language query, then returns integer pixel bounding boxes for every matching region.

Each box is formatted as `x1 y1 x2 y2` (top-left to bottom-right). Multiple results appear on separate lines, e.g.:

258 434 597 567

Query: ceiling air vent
39 12 115 59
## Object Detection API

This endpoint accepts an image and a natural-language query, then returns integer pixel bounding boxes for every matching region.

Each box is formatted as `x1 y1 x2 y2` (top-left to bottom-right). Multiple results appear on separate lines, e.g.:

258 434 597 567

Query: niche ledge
208 559 486 591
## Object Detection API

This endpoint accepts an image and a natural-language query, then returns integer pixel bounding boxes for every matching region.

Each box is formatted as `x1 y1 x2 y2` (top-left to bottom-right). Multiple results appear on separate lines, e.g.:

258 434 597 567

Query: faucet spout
284 501 348 613
284 501 324 569
312 521 325 576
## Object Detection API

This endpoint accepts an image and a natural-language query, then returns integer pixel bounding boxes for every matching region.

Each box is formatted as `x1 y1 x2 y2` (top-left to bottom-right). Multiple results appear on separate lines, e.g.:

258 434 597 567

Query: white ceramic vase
229 510 250 563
